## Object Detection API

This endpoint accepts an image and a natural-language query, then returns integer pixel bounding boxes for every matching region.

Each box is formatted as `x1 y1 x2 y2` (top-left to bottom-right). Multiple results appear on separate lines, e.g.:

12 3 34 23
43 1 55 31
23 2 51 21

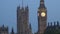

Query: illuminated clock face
41 12 46 17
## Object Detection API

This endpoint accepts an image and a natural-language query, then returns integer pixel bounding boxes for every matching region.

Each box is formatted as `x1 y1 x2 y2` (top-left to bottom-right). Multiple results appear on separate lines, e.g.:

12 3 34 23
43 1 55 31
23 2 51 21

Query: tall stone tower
17 4 32 34
17 6 29 34
38 0 47 34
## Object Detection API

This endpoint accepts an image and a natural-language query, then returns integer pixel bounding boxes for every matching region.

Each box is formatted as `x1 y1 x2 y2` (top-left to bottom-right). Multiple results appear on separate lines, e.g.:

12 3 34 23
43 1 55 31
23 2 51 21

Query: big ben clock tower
38 0 47 34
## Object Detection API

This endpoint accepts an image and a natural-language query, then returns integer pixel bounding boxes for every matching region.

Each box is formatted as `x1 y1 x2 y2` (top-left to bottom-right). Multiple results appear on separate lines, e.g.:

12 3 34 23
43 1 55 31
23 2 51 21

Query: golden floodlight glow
41 12 46 17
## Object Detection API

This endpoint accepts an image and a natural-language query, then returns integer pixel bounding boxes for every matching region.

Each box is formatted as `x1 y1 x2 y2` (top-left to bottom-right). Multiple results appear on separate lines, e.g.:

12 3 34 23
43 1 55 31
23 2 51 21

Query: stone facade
0 25 8 34
17 6 32 34
38 0 47 34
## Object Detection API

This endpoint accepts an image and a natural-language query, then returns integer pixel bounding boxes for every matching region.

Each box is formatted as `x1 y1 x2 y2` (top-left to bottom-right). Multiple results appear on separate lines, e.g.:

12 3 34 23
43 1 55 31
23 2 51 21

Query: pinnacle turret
11 27 14 34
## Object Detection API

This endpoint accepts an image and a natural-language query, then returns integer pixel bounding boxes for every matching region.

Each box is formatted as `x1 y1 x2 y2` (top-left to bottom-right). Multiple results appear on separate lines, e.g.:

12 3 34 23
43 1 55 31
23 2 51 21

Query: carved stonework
38 0 47 34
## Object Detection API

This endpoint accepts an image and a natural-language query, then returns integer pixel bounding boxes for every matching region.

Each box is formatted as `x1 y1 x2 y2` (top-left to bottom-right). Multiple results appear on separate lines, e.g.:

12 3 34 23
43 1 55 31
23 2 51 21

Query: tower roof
39 0 46 9
40 0 44 2
12 28 14 32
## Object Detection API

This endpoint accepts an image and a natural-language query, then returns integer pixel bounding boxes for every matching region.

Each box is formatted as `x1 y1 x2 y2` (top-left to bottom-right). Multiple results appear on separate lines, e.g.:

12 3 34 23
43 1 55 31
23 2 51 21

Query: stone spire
17 5 20 10
22 0 23 8
25 5 29 11
2 24 4 28
21 0 24 10
29 23 32 30
57 21 59 26
48 22 49 27
54 21 56 26
11 27 14 34
29 23 32 34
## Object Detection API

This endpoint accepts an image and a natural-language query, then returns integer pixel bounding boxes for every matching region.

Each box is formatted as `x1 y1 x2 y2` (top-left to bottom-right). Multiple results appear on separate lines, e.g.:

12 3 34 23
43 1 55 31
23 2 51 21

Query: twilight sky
0 0 60 34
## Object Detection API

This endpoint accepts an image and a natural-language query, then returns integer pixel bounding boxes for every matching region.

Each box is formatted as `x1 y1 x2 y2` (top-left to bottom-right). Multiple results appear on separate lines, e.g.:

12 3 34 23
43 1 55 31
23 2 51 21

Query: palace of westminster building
0 0 60 34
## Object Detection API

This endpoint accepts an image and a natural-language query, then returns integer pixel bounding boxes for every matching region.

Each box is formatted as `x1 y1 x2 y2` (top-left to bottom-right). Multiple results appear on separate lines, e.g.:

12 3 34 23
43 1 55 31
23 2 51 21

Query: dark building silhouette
37 0 47 34
34 21 60 34
47 21 60 30
0 0 60 34
11 28 14 34
44 21 60 34
0 25 8 34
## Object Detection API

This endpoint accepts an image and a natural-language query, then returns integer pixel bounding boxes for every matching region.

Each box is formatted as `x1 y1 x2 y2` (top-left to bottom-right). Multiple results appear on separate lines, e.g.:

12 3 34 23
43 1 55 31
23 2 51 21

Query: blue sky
0 0 60 34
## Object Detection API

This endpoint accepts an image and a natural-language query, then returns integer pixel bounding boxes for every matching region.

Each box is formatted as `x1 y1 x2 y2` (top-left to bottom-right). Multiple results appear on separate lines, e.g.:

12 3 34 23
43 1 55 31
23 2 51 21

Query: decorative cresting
38 0 47 34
